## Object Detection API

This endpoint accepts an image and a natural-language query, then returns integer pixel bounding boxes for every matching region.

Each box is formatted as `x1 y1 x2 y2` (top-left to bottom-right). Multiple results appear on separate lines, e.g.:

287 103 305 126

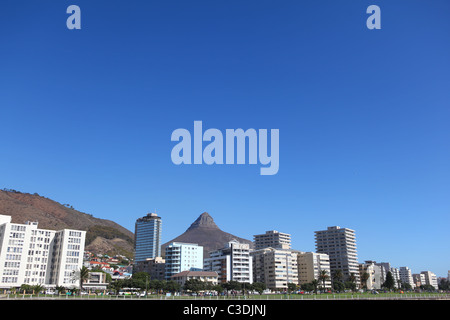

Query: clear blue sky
1 1 449 277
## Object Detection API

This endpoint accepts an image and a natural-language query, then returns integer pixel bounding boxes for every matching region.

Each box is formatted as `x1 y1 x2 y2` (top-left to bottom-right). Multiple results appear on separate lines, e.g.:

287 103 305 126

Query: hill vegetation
0 189 134 259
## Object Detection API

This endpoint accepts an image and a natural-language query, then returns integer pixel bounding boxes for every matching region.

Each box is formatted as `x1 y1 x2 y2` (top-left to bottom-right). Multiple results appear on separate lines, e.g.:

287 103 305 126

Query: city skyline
1 0 449 280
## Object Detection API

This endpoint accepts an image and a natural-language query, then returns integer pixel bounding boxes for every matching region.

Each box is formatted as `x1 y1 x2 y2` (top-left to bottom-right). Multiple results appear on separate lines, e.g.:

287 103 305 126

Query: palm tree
311 279 319 294
32 284 44 295
348 273 358 292
72 266 90 294
333 269 343 283
318 270 330 292
360 271 370 290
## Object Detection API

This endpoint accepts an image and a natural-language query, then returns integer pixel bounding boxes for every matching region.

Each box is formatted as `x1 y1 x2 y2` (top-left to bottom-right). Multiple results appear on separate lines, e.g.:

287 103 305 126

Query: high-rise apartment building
315 226 359 284
0 214 86 289
390 267 401 288
376 262 401 288
420 271 438 289
204 240 253 284
251 247 298 291
254 230 291 250
134 213 162 262
399 266 415 288
164 242 203 280
297 251 332 289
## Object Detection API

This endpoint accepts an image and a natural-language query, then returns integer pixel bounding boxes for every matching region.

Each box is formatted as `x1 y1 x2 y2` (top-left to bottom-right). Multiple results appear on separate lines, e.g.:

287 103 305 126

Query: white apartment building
204 240 253 284
390 267 401 288
297 252 332 289
254 230 291 250
164 242 203 280
399 266 415 288
251 247 298 291
0 214 86 289
315 226 359 285
421 271 438 290
359 261 383 290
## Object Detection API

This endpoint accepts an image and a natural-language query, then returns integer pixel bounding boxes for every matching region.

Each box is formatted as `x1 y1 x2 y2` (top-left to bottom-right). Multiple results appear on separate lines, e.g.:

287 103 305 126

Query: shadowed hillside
0 189 134 258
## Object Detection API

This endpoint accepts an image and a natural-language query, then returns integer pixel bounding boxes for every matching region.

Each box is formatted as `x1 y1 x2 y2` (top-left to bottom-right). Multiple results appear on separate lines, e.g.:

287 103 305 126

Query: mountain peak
186 212 219 231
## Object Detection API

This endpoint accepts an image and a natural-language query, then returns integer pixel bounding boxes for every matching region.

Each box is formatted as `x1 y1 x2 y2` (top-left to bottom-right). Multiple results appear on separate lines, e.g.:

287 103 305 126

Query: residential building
164 242 203 280
251 247 298 291
254 230 291 250
421 271 438 290
171 270 218 287
0 214 85 289
412 273 426 288
359 261 383 290
399 266 415 289
134 213 162 262
390 267 401 288
375 262 391 284
133 256 166 280
297 251 332 289
204 240 253 284
83 271 109 292
314 226 359 285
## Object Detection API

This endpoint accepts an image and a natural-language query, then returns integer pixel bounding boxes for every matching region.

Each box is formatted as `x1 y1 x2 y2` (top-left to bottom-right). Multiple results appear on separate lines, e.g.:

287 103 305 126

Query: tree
72 266 90 293
252 282 266 295
166 280 181 293
311 279 319 294
347 273 358 292
360 271 370 290
109 279 124 295
400 282 412 291
287 283 297 294
382 271 396 291
184 279 205 294
420 284 436 292
223 280 241 296
333 281 345 293
131 272 149 293
150 279 164 294
32 284 44 295
344 281 356 292
318 270 330 291
300 282 315 292
212 284 224 295
55 285 67 295
333 269 343 283
438 279 450 291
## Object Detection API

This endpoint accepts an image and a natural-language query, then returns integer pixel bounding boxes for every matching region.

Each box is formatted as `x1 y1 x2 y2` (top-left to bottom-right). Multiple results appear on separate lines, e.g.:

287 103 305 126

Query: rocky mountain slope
161 212 254 258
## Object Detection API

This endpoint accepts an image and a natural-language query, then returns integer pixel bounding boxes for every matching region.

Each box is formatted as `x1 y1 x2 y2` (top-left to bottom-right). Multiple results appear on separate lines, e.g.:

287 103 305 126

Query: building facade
421 271 438 289
164 242 203 280
171 270 218 287
253 230 291 250
297 251 332 289
251 247 298 291
399 266 415 289
133 256 166 280
134 213 162 262
359 260 383 290
0 214 86 289
315 226 359 285
204 240 253 284
412 273 426 288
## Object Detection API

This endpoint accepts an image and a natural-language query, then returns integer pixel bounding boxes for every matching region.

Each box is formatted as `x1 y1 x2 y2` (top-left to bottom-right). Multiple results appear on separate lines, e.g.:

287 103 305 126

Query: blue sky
1 1 449 277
